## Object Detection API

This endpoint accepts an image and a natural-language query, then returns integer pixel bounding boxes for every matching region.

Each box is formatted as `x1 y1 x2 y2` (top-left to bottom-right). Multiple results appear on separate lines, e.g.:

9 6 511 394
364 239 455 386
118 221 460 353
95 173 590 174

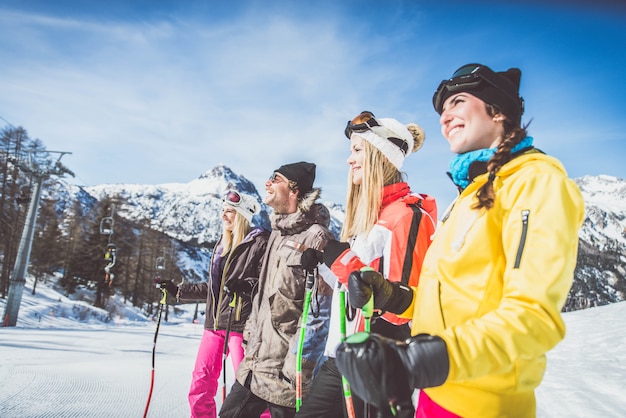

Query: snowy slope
1 277 625 417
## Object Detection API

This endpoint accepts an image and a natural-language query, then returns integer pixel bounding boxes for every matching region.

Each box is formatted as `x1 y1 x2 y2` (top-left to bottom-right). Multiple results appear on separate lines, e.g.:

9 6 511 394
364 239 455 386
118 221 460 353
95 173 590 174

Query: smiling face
440 92 505 154
347 135 366 185
221 206 236 232
263 172 297 214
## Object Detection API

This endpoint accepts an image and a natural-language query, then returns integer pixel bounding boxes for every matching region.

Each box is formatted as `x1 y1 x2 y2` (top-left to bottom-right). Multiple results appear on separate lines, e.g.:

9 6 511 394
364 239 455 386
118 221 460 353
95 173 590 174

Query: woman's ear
493 114 506 123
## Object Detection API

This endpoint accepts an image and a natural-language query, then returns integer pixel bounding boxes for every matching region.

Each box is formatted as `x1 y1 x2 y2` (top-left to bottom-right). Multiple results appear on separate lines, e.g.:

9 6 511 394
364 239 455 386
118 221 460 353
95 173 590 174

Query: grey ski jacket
236 188 334 408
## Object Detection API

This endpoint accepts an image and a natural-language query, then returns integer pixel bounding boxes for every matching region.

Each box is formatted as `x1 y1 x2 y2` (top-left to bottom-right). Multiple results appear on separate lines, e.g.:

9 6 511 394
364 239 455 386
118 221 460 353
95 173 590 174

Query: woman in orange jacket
297 112 437 418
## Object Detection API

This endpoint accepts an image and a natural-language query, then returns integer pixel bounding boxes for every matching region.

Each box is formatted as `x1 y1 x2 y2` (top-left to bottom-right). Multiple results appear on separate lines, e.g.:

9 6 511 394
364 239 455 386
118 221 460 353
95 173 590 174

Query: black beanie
433 64 524 124
275 161 316 195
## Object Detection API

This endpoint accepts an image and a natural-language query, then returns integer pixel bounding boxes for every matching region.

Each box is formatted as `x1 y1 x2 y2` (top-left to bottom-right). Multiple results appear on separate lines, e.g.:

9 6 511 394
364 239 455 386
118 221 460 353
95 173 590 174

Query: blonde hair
220 210 252 256
340 140 403 240
340 111 424 240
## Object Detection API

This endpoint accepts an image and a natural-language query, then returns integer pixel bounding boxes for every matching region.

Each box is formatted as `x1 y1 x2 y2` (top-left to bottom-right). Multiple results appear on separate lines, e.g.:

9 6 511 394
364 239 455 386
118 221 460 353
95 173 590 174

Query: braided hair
474 103 529 210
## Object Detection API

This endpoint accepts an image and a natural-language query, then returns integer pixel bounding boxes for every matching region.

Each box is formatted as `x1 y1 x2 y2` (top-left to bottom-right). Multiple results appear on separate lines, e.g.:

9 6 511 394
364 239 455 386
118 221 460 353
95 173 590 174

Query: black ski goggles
432 64 518 114
344 112 409 156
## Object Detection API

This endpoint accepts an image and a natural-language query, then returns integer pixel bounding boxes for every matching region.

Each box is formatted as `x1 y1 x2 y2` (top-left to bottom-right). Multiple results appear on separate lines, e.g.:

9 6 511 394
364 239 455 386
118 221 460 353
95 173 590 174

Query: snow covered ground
1 277 625 417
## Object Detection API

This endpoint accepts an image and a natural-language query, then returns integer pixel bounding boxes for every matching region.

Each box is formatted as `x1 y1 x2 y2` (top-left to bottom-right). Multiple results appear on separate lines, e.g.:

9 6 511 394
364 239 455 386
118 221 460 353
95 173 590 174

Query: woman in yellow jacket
335 63 585 418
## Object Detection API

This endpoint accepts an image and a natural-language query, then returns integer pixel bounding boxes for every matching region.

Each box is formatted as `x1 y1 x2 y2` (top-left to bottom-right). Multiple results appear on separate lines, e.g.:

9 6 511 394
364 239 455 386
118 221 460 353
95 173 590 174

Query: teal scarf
448 136 534 189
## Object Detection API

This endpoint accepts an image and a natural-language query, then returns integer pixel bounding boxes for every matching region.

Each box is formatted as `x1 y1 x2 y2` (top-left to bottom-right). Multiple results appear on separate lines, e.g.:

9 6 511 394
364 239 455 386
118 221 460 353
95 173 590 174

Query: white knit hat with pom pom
351 117 425 169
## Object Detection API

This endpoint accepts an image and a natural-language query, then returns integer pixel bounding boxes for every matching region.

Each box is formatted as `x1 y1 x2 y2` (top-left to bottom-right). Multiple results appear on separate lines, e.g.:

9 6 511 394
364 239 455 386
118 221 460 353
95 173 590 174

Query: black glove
225 277 256 295
348 269 413 314
158 279 179 296
322 240 350 267
301 248 323 272
335 332 449 413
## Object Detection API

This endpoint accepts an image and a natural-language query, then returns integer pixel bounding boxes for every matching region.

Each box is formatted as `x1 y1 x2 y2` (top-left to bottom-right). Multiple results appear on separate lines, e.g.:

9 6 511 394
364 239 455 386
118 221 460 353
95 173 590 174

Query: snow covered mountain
81 164 271 245
53 168 625 312
76 164 345 245
565 174 626 311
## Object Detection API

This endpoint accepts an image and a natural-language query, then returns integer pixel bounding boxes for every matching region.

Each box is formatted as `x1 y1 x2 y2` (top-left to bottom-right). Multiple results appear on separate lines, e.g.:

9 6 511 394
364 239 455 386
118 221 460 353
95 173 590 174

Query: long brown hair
474 104 528 210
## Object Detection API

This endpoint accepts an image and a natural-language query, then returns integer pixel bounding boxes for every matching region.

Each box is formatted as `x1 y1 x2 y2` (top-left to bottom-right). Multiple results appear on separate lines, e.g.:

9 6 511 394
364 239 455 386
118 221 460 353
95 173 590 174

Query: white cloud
0 1 624 208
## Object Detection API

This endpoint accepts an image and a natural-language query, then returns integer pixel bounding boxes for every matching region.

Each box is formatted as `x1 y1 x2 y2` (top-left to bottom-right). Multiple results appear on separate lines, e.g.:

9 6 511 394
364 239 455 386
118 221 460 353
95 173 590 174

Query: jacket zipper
514 210 530 269
215 250 235 330
207 248 218 331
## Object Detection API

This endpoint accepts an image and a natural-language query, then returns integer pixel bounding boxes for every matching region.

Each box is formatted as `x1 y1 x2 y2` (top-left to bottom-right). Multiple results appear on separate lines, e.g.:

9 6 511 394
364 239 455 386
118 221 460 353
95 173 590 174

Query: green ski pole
360 266 401 417
359 267 375 418
339 284 357 418
359 267 375 332
296 268 316 411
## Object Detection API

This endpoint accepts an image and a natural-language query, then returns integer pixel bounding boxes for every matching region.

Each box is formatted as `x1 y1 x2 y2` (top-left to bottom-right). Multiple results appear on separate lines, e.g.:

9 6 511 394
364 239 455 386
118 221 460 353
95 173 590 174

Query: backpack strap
400 200 424 286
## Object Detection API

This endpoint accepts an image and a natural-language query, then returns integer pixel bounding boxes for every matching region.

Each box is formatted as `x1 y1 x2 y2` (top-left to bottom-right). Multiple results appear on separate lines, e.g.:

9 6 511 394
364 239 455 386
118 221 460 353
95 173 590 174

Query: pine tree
30 198 63 294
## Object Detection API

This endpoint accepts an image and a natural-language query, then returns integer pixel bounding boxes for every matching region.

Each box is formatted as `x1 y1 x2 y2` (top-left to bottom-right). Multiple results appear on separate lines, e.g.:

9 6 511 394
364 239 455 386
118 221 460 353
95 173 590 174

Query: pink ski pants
188 329 270 418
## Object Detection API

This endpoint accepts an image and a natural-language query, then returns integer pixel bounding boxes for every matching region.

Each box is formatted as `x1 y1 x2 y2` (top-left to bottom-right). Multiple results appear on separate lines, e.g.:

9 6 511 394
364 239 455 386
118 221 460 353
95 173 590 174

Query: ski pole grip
305 269 316 291
359 267 375 319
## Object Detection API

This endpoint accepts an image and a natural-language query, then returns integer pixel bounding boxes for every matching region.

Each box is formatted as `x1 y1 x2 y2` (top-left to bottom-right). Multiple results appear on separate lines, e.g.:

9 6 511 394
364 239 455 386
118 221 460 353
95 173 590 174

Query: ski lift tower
3 150 74 327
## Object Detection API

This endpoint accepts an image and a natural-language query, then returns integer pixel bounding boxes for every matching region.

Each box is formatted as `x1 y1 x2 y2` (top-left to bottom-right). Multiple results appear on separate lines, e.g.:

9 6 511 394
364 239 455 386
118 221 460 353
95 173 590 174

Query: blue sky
0 0 624 209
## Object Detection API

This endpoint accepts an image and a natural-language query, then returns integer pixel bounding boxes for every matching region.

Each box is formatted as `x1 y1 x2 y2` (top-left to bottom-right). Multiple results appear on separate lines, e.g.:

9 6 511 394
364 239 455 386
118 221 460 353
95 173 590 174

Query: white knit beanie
223 193 260 223
352 117 424 170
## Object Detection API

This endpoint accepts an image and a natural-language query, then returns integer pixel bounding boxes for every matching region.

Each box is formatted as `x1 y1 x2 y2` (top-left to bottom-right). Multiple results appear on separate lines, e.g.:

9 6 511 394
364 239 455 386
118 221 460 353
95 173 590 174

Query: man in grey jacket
219 161 334 418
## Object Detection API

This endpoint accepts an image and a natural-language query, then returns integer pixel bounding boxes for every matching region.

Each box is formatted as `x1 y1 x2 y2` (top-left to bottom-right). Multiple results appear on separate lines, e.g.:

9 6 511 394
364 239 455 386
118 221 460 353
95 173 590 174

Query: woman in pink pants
164 190 270 417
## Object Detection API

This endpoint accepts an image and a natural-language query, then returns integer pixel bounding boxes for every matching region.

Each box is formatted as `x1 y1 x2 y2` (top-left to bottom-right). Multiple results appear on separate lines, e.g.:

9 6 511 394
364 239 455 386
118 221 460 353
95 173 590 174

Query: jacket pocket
269 266 305 334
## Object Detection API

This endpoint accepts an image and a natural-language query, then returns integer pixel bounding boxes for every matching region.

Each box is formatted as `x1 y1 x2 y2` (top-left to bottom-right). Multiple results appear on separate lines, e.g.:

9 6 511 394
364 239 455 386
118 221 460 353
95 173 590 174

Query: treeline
1 126 184 314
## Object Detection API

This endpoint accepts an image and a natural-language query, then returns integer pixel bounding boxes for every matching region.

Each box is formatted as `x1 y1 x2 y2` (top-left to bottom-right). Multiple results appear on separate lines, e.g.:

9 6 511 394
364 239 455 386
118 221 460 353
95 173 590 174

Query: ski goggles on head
432 63 517 114
222 189 243 206
344 112 409 155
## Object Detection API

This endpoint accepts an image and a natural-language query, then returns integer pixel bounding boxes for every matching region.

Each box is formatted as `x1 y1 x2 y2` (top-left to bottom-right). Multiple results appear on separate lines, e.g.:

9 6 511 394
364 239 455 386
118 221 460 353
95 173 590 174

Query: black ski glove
158 279 179 296
335 333 449 413
225 277 256 295
348 269 413 314
322 240 350 267
301 248 323 273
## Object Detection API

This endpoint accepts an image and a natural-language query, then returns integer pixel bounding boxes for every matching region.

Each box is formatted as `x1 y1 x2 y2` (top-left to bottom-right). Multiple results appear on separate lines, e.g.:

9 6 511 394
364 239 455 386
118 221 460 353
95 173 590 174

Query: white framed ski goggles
222 189 243 206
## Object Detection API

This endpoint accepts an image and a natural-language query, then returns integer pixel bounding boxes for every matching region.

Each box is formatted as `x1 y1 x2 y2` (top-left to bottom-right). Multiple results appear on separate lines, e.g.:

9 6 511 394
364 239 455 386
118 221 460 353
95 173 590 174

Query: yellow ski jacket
404 150 585 417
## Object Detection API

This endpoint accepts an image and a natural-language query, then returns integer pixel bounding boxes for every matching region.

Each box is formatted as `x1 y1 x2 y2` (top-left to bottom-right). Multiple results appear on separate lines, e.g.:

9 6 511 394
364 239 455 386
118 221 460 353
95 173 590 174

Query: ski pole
339 284 357 418
359 267 375 333
295 267 316 411
143 286 168 418
222 293 237 402
359 267 397 418
359 267 376 418
363 298 374 418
